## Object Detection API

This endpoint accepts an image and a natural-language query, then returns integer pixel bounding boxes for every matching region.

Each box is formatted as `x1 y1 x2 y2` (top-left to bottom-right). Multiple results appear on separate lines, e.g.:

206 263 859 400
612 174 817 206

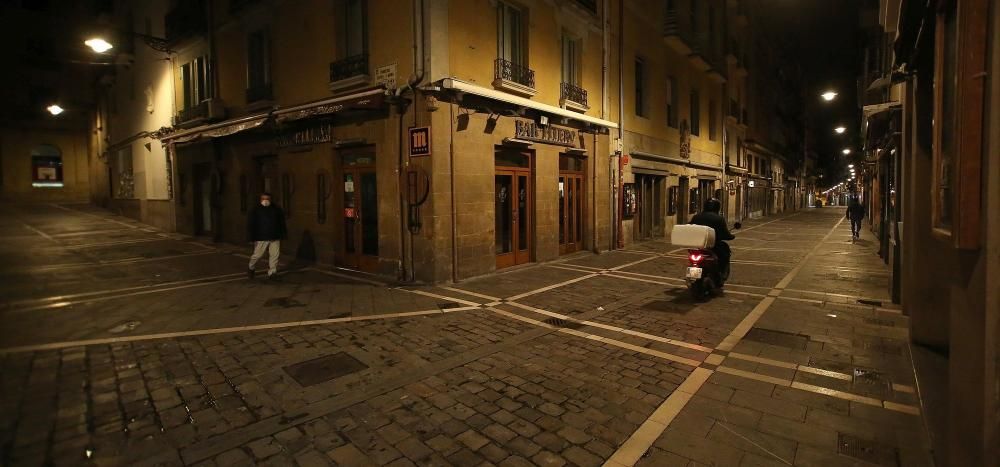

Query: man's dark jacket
846 201 866 220
247 204 287 241
690 212 735 245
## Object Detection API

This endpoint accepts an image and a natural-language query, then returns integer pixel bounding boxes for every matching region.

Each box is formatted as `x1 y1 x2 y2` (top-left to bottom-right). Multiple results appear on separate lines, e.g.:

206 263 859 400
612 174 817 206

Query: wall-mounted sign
278 123 332 147
748 180 756 188
409 126 431 157
375 63 397 90
515 120 577 147
622 183 637 219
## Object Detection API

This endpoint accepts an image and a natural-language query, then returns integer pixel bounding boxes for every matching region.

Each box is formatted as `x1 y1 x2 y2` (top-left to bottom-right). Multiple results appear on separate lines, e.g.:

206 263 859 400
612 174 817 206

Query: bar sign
409 126 431 157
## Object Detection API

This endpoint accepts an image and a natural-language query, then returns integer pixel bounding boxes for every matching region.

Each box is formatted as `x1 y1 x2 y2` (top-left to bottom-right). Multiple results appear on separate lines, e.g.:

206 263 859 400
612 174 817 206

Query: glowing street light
46 104 64 115
84 38 114 53
834 126 846 134
821 91 838 101
842 148 851 155
848 164 854 168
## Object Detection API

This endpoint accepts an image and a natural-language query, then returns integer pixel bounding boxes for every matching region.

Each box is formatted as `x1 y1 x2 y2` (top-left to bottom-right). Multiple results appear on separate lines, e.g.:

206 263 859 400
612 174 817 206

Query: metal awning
440 78 618 130
863 101 902 117
274 88 387 122
160 113 270 143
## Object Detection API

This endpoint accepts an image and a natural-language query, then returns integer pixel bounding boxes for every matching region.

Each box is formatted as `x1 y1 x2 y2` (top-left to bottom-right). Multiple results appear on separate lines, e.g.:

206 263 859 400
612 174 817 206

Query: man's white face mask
261 199 271 207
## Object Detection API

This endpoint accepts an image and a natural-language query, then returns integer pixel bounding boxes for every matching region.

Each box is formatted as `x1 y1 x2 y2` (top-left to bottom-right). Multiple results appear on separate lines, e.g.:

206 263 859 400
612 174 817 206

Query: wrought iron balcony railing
560 82 588 108
329 54 369 83
495 58 535 89
177 100 208 123
246 82 273 103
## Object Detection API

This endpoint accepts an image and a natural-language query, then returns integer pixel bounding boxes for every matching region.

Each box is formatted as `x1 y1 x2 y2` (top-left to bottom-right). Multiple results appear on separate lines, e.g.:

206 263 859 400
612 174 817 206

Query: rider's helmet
703 198 722 214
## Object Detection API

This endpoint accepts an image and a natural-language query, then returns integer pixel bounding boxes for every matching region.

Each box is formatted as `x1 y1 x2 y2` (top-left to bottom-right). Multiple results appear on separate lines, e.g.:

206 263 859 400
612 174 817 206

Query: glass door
495 149 532 269
559 155 585 254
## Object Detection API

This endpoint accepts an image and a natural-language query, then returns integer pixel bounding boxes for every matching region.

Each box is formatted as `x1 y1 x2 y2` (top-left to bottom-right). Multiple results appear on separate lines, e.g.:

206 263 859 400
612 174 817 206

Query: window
180 55 212 110
635 58 646 117
246 29 271 100
736 137 743 167
343 0 367 58
561 32 580 86
708 99 718 140
689 90 700 136
497 1 524 65
689 0 698 32
31 145 63 188
666 76 678 127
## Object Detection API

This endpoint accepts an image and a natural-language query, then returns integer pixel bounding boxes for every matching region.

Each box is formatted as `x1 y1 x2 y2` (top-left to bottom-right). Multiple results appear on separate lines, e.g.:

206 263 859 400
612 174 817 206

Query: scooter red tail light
689 253 703 263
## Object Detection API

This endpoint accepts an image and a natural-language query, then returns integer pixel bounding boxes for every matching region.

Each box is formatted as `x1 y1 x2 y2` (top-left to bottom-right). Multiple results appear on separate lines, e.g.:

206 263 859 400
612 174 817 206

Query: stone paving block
634 448 692 467
654 428 746 466
757 413 839 450
326 444 376 467
707 421 798 463
730 389 807 421
455 429 490 451
531 450 567 467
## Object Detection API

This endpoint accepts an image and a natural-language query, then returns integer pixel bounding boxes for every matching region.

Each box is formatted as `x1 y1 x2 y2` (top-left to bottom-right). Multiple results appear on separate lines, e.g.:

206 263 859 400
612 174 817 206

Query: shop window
31 145 63 188
690 90 700 136
667 186 678 215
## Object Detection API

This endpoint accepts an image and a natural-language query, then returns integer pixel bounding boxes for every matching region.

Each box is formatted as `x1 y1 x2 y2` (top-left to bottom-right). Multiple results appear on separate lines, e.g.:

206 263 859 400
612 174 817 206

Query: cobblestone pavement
0 203 932 466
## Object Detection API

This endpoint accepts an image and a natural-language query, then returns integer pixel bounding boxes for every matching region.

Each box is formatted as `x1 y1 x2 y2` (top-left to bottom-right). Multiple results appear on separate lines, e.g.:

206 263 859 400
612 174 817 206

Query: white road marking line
63 237 168 250
609 255 659 271
505 301 713 353
439 287 501 302
50 228 136 238
3 272 249 309
19 250 222 273
545 264 605 275
309 268 386 286
48 203 140 229
603 368 713 467
662 255 795 267
0 306 480 355
505 273 598 301
21 223 56 242
395 288 482 307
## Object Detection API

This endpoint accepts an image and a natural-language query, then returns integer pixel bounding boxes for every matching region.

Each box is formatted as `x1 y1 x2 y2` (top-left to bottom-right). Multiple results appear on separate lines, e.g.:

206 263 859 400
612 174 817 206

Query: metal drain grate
852 368 891 397
837 433 899 466
542 317 585 330
283 352 368 387
863 317 896 327
743 328 810 350
857 299 884 306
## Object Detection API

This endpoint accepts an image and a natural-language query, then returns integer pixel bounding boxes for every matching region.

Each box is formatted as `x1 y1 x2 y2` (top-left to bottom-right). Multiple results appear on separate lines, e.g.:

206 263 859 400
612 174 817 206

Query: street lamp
46 104 64 115
84 38 114 53
834 126 846 134
848 164 854 168
821 91 838 101
842 148 851 155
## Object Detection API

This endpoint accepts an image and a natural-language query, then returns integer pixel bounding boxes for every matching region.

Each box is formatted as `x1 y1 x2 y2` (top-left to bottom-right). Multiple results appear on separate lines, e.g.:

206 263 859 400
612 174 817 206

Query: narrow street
0 203 931 466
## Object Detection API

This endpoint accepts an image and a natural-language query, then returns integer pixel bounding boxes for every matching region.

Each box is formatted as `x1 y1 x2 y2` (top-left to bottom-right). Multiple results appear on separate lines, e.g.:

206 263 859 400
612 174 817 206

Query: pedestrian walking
246 192 286 280
846 197 865 240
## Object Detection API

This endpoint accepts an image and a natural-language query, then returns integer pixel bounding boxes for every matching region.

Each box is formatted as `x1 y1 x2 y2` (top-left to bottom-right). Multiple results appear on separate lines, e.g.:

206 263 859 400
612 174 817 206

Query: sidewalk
0 204 931 466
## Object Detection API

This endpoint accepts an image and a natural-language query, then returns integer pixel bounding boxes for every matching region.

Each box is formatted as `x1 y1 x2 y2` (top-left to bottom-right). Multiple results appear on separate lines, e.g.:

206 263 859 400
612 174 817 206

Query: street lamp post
821 91 838 101
83 33 172 54
834 126 847 134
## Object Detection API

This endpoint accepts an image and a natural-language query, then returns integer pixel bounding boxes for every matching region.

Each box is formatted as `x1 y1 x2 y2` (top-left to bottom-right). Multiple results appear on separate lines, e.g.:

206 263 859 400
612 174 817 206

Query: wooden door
339 150 379 272
559 172 584 254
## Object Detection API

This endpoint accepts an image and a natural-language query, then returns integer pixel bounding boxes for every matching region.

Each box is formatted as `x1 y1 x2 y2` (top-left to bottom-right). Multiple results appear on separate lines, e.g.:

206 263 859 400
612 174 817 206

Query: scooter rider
690 198 735 277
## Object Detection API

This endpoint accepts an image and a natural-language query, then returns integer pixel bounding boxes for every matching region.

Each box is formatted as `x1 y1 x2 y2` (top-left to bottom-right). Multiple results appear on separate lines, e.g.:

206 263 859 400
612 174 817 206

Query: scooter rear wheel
691 277 715 301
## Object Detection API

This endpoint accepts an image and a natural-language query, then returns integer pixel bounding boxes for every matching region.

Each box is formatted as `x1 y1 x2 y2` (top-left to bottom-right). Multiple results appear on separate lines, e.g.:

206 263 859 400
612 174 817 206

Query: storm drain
857 299 884 306
743 328 809 350
852 367 891 397
264 297 306 308
542 317 586 330
837 433 899 466
283 352 368 387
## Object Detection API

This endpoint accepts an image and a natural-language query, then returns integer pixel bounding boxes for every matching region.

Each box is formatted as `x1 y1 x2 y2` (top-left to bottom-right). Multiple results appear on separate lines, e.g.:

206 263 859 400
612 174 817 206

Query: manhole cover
283 352 368 387
837 433 899 466
108 321 141 334
264 297 306 308
863 317 895 327
743 328 809 350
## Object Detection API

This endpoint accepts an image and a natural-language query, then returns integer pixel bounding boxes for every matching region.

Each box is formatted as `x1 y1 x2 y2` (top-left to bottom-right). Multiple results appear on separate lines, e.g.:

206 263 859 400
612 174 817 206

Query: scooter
684 222 740 301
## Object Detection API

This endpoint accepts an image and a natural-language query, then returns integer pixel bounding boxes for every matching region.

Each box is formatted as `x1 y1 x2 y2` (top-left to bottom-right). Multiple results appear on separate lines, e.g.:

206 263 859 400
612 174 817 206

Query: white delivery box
671 224 716 249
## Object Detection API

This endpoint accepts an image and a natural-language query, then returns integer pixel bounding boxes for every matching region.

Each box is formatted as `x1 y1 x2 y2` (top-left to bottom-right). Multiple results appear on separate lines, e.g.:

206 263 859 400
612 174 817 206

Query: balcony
663 8 694 55
329 54 370 92
560 82 588 112
493 58 536 97
687 32 713 72
246 83 273 105
174 98 225 127
165 0 206 45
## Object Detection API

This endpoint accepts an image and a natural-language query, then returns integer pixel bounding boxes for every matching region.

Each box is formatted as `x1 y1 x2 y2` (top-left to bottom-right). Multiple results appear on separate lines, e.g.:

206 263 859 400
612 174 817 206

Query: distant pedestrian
246 193 286 280
846 197 865 239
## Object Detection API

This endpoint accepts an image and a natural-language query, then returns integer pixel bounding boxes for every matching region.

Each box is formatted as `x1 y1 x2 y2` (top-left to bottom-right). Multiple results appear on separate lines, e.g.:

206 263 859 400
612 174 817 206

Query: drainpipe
449 102 458 283
597 0 608 253
396 0 427 282
615 0 625 250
